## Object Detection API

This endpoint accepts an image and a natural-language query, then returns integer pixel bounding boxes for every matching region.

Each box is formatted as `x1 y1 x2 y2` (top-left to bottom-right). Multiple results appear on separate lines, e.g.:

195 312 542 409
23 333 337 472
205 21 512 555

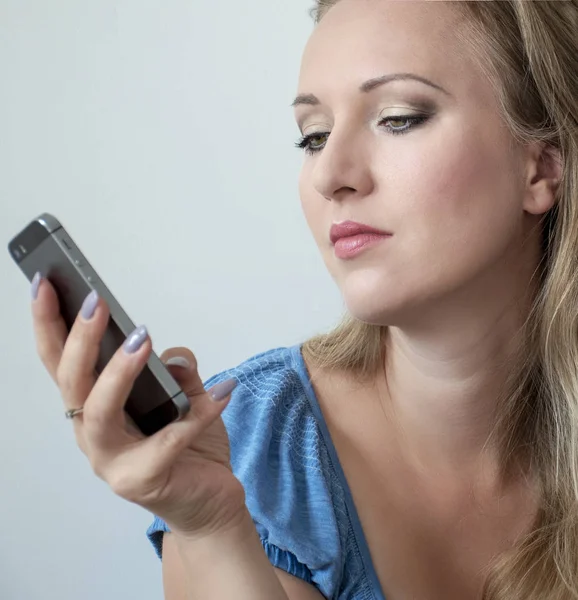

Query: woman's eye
295 114 429 155
295 132 329 154
386 117 410 129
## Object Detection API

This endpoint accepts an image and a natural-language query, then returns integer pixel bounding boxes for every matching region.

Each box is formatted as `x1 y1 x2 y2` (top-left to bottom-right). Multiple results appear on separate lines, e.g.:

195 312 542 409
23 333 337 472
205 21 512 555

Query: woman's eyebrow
291 72 452 108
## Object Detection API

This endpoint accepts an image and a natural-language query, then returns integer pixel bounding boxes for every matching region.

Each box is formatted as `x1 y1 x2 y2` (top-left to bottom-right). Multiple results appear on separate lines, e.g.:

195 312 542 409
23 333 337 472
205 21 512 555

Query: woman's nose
310 127 375 202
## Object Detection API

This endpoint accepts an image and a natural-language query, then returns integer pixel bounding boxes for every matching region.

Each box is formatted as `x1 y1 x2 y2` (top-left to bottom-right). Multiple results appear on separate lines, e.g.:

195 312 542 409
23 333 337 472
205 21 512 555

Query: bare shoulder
161 532 326 600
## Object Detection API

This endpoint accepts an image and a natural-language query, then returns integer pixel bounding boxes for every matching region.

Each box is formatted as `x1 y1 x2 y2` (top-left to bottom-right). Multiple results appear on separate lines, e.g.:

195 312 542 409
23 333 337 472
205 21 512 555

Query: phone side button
78 265 93 283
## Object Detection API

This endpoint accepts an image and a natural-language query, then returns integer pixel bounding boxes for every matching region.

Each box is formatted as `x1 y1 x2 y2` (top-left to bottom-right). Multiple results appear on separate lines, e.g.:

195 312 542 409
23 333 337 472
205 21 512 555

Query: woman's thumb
162 348 238 403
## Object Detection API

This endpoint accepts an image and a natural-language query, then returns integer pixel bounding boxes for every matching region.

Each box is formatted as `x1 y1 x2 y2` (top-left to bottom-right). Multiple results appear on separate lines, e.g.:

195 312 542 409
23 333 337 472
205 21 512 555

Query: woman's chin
342 293 396 326
341 280 417 327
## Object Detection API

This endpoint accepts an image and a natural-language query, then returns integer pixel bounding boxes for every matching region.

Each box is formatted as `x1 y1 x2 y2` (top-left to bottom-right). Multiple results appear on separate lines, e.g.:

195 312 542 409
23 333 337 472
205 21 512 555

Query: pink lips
330 221 392 259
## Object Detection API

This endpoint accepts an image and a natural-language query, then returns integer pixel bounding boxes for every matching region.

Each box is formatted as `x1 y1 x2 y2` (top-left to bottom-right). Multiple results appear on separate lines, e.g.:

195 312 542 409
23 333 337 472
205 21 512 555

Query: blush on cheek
392 126 522 299
422 120 514 233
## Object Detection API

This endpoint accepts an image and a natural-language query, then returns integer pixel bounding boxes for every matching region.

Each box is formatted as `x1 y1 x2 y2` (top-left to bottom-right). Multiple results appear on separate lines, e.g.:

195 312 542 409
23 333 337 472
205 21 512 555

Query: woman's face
295 0 544 326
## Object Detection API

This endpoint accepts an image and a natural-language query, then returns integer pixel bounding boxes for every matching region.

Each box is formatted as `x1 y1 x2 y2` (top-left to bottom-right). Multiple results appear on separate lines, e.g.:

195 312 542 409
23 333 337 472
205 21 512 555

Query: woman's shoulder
203 344 301 398
148 344 360 598
203 343 319 476
204 343 310 418
203 344 351 597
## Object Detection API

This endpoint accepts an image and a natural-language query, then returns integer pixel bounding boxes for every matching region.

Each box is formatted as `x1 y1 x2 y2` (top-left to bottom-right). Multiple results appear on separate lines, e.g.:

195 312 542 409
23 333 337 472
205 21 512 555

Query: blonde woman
29 1 577 599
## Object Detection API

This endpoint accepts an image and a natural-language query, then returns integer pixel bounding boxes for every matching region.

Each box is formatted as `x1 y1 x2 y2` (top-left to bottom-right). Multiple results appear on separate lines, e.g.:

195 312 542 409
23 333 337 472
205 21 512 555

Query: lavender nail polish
80 290 99 321
209 378 238 402
31 272 43 300
123 325 148 354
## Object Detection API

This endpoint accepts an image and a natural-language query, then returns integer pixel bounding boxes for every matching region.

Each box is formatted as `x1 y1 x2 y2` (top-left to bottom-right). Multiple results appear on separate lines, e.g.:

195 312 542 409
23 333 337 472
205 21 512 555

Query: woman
29 0 577 598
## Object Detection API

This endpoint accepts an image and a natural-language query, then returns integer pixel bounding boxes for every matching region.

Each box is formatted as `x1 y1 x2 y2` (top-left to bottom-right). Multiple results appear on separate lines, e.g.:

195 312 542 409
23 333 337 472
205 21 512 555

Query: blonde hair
301 1 578 598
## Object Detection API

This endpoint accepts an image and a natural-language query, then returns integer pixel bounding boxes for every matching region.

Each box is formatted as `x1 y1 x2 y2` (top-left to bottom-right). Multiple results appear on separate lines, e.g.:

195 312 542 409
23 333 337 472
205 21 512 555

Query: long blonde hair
301 1 578 598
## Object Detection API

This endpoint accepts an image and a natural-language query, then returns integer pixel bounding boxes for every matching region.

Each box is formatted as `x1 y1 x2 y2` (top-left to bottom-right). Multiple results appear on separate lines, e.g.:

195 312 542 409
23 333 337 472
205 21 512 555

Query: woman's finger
56 290 111 414
31 274 69 381
99 378 237 503
82 326 153 446
139 380 236 478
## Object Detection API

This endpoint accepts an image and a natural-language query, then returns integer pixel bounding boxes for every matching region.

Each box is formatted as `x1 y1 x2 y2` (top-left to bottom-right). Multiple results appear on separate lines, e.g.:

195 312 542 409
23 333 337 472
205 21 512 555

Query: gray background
0 1 343 598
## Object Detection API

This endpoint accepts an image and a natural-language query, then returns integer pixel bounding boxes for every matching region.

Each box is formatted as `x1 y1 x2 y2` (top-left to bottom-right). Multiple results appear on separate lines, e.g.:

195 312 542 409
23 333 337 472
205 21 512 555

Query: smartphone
8 213 190 436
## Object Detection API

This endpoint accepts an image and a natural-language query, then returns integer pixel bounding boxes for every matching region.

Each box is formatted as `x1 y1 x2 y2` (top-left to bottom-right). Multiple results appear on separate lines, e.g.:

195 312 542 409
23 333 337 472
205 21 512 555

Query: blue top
146 344 387 600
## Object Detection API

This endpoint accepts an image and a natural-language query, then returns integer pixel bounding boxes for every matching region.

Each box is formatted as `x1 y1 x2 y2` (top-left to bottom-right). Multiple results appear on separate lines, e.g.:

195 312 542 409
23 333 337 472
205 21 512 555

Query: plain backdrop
0 2 344 598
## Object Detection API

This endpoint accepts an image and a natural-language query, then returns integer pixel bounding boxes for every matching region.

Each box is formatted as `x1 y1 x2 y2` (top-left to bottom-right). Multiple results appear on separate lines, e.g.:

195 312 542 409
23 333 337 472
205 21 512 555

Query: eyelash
295 114 429 156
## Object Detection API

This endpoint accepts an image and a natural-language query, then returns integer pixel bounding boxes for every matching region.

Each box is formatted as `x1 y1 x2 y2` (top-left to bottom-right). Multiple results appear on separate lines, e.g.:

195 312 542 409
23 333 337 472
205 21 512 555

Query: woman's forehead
297 0 480 105
300 0 466 71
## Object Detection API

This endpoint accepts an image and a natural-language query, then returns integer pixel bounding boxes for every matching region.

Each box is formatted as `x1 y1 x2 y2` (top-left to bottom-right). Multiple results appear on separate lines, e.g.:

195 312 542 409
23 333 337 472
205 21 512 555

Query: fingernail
31 272 43 300
123 325 148 354
164 356 191 369
209 378 238 402
80 290 99 321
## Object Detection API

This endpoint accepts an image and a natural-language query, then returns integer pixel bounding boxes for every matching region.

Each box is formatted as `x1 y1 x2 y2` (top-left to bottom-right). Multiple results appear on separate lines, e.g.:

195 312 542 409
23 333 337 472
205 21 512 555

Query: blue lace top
146 344 387 600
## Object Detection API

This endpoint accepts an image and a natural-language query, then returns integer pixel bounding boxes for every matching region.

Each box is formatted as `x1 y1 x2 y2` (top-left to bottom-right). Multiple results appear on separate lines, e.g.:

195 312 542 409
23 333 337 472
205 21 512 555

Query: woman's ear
523 141 563 216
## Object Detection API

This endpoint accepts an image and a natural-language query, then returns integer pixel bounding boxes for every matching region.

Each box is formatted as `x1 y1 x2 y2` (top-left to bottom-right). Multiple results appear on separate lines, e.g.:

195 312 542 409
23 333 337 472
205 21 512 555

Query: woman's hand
30 273 247 541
